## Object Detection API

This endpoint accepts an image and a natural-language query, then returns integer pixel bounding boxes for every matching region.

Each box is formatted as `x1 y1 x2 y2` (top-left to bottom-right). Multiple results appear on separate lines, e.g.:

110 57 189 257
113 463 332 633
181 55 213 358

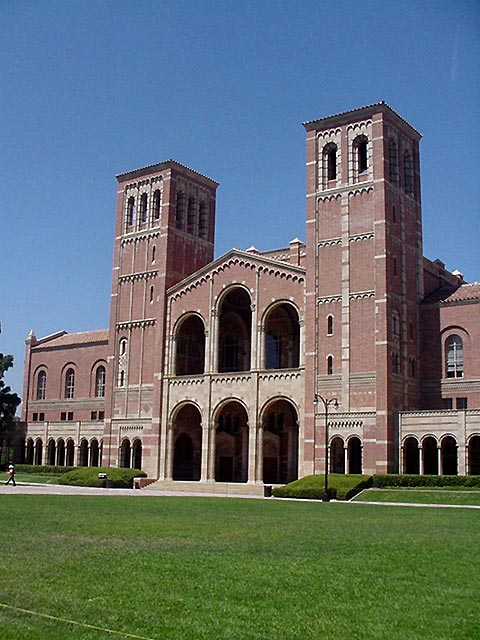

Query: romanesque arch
175 314 206 376
441 435 457 475
215 400 249 483
347 436 362 474
66 439 75 466
330 436 345 474
422 436 438 475
34 438 43 465
79 439 89 467
132 438 142 470
120 438 131 468
56 439 66 466
263 302 300 370
261 398 298 484
468 435 480 475
172 403 202 481
90 439 100 467
46 438 56 466
218 287 252 373
403 436 420 474
26 439 34 465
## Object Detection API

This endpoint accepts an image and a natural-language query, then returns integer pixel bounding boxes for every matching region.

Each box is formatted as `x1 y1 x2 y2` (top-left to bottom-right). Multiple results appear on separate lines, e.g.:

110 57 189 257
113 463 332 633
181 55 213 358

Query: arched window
198 201 208 239
327 355 334 375
153 189 161 220
118 369 125 387
445 335 463 378
187 197 197 235
388 139 399 186
327 315 334 336
126 196 135 227
175 315 206 376
392 311 400 337
151 245 156 263
95 366 106 398
353 136 368 176
264 304 300 370
175 191 186 230
150 285 154 303
119 339 127 356
64 368 75 399
139 193 148 223
403 151 414 196
323 143 337 182
36 370 47 400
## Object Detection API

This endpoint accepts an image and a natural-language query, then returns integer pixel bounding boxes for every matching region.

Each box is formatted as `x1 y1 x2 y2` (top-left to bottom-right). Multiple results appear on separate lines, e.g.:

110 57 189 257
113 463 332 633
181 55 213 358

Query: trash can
264 485 272 497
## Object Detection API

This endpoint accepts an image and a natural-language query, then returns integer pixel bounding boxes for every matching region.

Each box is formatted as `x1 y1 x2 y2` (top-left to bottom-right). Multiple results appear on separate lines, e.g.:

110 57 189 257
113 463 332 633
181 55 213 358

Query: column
200 423 209 482
344 444 348 474
165 426 173 480
256 425 264 483
248 422 258 483
208 423 216 481
419 446 424 475
437 445 442 475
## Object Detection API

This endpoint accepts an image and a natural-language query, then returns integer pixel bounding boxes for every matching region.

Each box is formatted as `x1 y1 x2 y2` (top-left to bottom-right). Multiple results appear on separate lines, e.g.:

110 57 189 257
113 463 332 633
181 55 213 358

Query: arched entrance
264 303 300 369
175 315 205 375
218 288 252 372
441 436 457 475
403 437 420 474
468 436 480 475
172 404 202 481
330 436 345 474
347 436 362 474
422 436 438 474
215 401 249 483
132 439 142 470
262 399 299 483
66 439 75 466
26 439 34 465
34 439 43 465
90 439 99 467
56 439 65 466
46 439 56 465
120 438 131 468
79 439 89 466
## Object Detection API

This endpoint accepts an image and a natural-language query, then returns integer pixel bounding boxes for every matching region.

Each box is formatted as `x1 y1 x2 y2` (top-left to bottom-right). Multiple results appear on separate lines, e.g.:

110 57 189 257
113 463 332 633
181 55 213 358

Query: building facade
21 103 480 484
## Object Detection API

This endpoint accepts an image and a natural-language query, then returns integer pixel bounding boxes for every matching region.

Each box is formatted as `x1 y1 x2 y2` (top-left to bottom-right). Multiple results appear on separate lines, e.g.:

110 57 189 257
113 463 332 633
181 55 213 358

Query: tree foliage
0 354 21 433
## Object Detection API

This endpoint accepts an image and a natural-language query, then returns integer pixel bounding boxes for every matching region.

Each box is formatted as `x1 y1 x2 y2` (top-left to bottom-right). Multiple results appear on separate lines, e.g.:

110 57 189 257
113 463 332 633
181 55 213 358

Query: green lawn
353 488 480 506
0 496 478 640
5 472 61 485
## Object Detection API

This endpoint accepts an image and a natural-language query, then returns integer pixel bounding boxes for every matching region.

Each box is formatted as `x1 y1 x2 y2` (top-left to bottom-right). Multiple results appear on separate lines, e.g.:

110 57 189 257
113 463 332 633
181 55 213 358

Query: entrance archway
218 288 252 373
441 436 457 475
66 439 75 466
347 436 362 474
330 436 345 474
264 303 300 369
34 439 43 465
46 439 55 466
132 439 142 470
79 439 89 466
403 436 420 474
215 401 249 483
26 439 34 465
90 439 99 467
468 436 480 475
56 439 65 466
172 404 202 481
120 439 131 468
422 436 438 474
262 399 299 483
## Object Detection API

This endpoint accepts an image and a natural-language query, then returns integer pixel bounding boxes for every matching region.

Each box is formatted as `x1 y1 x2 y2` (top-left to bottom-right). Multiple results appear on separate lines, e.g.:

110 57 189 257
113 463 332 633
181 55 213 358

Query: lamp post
314 394 339 502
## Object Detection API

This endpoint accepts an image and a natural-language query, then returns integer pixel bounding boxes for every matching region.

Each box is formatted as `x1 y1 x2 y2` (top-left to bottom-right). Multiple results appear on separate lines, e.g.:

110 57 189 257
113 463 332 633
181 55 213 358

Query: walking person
5 464 16 486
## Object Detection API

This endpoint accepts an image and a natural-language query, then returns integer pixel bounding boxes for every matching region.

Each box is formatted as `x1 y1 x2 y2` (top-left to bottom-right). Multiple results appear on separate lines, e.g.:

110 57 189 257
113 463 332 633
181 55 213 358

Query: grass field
354 488 480 506
0 496 478 640
4 473 61 485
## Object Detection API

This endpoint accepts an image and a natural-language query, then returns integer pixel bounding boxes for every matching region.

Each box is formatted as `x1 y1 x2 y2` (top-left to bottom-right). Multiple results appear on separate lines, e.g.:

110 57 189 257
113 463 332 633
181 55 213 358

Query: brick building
20 103 480 488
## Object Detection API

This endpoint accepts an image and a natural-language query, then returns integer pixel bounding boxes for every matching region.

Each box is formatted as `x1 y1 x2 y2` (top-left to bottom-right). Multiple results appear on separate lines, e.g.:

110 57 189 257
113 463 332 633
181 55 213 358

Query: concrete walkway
1 482 479 507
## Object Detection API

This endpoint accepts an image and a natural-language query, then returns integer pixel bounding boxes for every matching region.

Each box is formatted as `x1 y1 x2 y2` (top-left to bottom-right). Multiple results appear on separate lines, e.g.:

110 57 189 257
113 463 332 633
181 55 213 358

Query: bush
14 464 75 475
372 474 480 488
59 466 146 489
273 474 372 500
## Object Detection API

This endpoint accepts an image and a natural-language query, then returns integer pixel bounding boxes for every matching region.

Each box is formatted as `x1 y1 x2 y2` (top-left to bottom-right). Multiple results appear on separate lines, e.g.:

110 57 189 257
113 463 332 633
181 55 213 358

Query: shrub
273 474 372 500
59 466 146 489
14 464 75 475
372 474 480 488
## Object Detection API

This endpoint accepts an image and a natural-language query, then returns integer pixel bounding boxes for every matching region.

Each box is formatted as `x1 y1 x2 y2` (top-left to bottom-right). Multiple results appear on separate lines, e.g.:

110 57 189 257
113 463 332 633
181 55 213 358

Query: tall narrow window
393 257 398 277
187 197 197 234
153 189 161 220
150 285 154 303
324 143 337 182
388 139 399 186
140 193 148 223
198 201 208 239
151 245 156 263
327 315 334 336
118 369 125 387
36 370 47 400
392 352 401 374
175 191 186 230
119 339 127 356
358 139 368 173
392 205 397 223
404 151 414 196
392 311 400 337
446 335 463 378
95 366 106 398
327 355 334 375
126 196 135 227
65 368 75 399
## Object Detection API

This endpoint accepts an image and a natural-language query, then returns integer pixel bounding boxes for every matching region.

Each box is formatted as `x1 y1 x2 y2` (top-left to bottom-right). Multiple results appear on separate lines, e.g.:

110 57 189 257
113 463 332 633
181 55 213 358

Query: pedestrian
5 464 16 486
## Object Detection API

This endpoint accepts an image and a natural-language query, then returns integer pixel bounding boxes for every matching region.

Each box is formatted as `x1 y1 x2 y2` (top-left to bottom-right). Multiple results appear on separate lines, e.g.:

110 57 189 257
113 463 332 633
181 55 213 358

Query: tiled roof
423 282 480 305
116 159 218 186
35 329 109 348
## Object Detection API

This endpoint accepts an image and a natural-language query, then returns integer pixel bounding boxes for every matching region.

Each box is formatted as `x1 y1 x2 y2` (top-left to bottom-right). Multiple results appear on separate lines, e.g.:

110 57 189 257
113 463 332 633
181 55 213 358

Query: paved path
1 483 479 507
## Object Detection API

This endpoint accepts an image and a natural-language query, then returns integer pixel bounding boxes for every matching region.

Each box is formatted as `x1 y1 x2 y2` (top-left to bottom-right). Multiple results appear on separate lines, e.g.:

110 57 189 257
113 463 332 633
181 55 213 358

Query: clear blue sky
2 0 479 399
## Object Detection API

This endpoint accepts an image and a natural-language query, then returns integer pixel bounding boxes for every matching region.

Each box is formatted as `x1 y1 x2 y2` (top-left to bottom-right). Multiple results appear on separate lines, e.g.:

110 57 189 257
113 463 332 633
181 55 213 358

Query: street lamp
314 394 339 502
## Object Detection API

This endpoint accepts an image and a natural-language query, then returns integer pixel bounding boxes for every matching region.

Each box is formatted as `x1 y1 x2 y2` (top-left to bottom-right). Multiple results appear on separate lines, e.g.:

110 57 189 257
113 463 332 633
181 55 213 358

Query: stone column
208 423 216 481
256 425 264 483
165 426 173 480
419 446 424 475
438 445 442 475
248 422 258 483
200 423 209 482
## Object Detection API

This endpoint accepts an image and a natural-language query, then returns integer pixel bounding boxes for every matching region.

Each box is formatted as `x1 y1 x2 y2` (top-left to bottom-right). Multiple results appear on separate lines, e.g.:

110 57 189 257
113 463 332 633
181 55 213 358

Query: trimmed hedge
14 464 75 475
372 474 480 488
59 466 146 489
272 474 372 500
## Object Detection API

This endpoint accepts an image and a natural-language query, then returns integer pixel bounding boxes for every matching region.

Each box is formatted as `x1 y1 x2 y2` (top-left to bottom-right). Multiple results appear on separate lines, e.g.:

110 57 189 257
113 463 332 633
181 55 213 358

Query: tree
0 354 21 434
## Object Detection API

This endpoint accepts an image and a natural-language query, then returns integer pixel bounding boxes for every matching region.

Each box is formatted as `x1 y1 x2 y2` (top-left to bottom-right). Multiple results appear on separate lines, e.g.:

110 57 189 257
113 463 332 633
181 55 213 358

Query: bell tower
103 160 218 475
303 103 423 474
